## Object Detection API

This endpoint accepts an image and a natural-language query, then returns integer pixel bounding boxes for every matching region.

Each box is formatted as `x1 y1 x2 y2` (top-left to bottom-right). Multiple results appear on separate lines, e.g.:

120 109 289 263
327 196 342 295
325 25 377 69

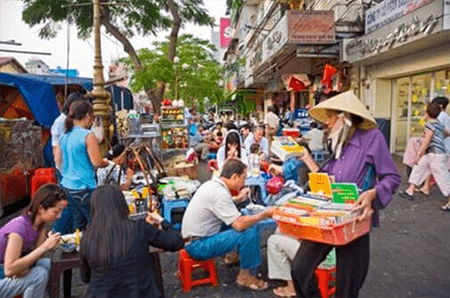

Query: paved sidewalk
5 155 450 297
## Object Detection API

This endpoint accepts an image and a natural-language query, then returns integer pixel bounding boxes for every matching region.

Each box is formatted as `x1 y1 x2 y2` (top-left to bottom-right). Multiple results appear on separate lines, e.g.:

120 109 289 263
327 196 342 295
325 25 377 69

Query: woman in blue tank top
55 100 108 233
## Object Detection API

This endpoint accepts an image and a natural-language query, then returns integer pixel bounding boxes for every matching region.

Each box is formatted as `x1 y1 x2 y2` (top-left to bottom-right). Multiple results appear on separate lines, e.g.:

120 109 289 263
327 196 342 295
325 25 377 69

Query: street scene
1 0 450 297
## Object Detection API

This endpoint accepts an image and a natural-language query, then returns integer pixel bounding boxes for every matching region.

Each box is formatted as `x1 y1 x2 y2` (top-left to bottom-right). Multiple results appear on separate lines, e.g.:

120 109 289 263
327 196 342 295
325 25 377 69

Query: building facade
343 0 450 153
224 0 365 120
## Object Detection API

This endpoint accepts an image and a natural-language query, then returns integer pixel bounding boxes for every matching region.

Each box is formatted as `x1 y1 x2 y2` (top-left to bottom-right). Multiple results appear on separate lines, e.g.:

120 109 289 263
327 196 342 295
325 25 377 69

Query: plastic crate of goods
273 196 371 246
282 128 300 138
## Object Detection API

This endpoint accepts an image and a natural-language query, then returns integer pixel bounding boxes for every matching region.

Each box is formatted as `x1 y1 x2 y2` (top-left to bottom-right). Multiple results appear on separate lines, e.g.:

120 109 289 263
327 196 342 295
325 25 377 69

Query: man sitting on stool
181 159 275 291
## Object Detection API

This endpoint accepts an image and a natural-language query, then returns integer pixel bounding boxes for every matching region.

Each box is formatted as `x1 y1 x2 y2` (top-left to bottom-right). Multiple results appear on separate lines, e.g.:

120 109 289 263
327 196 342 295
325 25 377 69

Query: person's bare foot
273 285 296 297
236 273 269 291
419 187 430 196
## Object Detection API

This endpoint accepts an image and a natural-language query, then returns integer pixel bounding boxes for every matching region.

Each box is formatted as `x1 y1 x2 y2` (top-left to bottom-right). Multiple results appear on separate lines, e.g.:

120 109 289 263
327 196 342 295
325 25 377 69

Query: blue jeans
54 188 93 233
0 258 51 298
185 225 261 270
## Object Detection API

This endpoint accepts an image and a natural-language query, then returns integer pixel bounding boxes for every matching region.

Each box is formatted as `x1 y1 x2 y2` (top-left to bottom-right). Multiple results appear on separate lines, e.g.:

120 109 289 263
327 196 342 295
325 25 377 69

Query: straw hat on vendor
309 90 377 159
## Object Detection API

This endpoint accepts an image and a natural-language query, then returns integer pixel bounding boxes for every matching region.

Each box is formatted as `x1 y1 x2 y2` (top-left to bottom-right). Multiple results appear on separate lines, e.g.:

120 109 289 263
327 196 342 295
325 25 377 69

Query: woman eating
0 184 67 298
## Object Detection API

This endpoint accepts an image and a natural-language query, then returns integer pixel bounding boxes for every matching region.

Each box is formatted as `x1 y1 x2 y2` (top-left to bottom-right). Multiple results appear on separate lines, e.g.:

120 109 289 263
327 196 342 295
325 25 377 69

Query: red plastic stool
31 168 57 197
315 266 336 298
178 249 218 292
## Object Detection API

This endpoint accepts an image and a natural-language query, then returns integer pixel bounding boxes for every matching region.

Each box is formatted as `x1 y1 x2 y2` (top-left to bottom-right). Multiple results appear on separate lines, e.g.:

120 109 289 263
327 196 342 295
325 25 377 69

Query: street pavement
3 154 449 297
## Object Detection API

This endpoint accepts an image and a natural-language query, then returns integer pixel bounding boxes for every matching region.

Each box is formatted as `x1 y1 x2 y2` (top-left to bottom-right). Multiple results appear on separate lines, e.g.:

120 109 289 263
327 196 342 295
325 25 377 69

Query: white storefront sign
365 0 436 33
345 13 440 62
262 14 288 63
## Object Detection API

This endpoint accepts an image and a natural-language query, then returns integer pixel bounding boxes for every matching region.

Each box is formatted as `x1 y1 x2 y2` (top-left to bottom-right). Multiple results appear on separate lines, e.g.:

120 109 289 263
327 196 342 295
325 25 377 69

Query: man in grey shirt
181 159 275 291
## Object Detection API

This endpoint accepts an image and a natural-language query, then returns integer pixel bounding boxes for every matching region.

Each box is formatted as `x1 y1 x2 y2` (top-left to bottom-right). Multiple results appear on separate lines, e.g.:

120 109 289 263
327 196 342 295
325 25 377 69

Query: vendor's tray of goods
273 196 371 246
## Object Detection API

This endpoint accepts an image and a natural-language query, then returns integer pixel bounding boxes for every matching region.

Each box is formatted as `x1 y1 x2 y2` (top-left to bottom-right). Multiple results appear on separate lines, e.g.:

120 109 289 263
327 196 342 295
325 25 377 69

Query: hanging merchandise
412 94 418 103
321 64 338 93
436 81 442 92
332 71 343 92
288 76 306 91
91 116 104 142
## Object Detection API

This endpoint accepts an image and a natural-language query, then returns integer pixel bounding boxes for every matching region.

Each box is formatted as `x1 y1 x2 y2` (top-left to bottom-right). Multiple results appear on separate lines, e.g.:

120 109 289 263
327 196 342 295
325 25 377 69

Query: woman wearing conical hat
290 91 401 298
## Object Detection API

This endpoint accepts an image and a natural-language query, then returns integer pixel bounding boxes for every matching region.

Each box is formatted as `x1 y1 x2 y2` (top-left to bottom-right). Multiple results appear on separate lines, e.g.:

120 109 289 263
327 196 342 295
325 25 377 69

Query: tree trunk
101 8 142 71
100 2 182 115
101 7 165 112
149 0 182 115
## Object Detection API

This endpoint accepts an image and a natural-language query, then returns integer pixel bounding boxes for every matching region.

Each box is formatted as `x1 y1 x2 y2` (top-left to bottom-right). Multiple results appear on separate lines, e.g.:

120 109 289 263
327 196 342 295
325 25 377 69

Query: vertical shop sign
220 18 232 48
444 0 450 30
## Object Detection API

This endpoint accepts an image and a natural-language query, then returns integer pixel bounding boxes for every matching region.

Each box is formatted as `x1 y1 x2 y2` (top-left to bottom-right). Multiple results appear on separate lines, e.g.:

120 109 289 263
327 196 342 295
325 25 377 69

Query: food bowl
246 204 266 215
60 243 77 253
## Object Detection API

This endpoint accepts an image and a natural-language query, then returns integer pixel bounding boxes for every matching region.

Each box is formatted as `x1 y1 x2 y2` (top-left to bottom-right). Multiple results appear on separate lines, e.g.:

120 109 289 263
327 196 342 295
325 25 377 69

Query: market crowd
6 91 450 298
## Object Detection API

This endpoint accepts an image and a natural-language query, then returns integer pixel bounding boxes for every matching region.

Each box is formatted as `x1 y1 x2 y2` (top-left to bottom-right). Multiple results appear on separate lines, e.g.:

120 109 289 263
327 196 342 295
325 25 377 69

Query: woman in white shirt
217 130 248 170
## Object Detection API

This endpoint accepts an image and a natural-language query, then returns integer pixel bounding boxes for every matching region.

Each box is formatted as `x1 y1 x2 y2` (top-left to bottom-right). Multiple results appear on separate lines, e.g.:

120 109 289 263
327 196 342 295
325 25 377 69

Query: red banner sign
220 18 232 48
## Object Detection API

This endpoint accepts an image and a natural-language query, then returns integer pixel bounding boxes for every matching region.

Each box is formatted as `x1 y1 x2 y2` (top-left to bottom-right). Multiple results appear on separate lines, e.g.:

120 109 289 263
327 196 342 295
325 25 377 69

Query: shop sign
345 14 439 61
287 10 335 44
366 0 436 34
248 36 264 69
220 18 232 48
262 14 288 63
444 0 450 30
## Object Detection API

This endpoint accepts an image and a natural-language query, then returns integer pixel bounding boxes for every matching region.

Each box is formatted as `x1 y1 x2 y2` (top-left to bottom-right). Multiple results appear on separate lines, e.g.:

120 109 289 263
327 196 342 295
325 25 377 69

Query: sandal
236 275 269 291
441 204 450 212
399 191 414 201
273 286 296 297
418 188 430 196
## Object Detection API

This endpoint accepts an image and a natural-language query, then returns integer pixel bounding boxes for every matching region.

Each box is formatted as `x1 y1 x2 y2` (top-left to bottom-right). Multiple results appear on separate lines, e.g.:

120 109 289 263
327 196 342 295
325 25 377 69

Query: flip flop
441 205 450 212
236 275 269 291
399 191 414 201
415 188 430 196
273 286 296 298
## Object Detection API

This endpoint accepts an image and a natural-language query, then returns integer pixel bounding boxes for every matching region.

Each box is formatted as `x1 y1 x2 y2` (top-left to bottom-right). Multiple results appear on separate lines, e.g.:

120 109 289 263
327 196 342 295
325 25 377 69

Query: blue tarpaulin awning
0 72 93 128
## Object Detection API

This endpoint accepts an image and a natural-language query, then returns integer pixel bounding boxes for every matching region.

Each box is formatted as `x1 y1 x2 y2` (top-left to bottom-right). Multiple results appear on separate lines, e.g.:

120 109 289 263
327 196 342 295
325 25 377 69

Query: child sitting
248 143 263 176
401 103 450 211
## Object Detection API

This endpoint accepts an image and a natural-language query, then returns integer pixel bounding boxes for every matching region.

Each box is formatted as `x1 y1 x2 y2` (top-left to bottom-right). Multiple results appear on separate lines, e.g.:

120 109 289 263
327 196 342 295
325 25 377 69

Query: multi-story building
343 0 450 153
226 0 450 153
224 0 366 120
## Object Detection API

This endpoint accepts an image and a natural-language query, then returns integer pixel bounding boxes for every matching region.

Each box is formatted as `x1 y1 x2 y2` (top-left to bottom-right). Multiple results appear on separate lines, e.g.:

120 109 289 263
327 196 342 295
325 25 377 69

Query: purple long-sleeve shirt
322 129 401 227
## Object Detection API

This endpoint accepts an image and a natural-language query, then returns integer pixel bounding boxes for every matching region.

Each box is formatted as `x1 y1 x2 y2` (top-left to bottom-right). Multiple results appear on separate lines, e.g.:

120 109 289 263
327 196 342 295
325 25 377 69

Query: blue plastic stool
312 150 324 162
162 198 189 230
245 176 268 205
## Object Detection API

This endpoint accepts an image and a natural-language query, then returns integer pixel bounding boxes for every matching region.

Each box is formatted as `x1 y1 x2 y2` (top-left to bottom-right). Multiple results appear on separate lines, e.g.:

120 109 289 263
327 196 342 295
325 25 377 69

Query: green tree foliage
19 0 214 113
123 34 225 112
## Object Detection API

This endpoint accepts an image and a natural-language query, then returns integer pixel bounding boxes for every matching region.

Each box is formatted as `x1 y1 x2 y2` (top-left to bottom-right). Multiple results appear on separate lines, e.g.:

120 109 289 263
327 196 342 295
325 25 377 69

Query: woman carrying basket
291 91 401 297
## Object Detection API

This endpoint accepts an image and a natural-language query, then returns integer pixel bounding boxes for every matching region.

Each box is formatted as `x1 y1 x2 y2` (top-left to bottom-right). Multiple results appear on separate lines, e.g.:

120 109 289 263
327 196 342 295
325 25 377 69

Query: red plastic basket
275 215 371 246
282 128 300 138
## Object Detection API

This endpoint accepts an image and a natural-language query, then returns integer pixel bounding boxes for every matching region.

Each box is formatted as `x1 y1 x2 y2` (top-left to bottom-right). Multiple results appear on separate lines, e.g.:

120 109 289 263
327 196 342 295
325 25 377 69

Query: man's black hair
226 121 238 131
220 159 247 178
240 123 251 131
432 96 449 110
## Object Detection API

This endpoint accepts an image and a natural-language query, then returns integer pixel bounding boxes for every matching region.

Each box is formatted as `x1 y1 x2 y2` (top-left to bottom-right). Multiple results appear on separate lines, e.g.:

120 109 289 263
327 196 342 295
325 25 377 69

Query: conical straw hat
309 91 377 130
